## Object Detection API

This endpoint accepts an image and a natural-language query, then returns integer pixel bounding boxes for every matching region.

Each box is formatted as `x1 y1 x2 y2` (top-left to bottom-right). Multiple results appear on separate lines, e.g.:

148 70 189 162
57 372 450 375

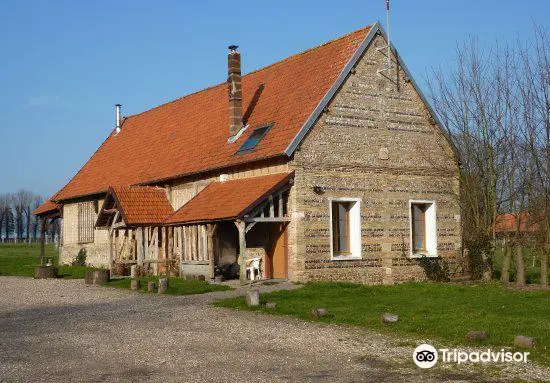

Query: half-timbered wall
60 198 110 267
169 160 289 210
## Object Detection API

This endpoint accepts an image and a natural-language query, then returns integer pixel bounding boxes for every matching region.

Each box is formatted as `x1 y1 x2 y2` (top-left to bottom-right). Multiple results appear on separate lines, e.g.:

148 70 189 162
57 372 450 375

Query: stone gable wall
287 33 464 284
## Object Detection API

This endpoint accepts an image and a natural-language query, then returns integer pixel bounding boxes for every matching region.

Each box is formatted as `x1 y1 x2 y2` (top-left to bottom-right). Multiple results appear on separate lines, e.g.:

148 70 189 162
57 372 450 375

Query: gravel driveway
0 277 547 383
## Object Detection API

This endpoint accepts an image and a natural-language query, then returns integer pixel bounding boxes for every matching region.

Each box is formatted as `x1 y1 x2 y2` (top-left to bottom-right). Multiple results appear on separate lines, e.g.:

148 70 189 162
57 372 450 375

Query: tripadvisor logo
413 344 438 368
413 344 530 368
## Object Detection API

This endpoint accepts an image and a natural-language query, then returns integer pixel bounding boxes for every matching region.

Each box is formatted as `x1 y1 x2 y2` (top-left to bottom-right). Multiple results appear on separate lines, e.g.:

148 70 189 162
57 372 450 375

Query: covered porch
165 172 293 282
96 173 293 283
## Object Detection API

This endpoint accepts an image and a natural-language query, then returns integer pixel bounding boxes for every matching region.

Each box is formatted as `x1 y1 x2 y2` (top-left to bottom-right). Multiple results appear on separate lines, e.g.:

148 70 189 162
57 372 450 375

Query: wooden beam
112 221 126 229
235 220 247 283
180 226 184 263
102 208 118 214
206 223 217 279
245 221 257 234
39 217 46 265
269 195 274 217
244 217 291 223
136 227 144 266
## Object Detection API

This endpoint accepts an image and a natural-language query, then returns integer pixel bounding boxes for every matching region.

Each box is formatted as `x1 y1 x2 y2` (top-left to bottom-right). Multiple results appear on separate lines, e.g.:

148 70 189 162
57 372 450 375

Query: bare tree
12 190 33 243
31 195 43 240
428 25 549 285
0 194 9 241
427 37 510 280
515 25 550 286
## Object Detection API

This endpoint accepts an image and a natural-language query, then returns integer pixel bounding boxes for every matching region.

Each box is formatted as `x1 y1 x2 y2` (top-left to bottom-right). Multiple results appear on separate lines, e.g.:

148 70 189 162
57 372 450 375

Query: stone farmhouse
34 23 463 284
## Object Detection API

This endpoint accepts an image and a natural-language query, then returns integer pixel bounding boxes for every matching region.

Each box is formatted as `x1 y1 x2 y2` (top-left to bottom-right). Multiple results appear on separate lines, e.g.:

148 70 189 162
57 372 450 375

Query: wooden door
270 224 288 279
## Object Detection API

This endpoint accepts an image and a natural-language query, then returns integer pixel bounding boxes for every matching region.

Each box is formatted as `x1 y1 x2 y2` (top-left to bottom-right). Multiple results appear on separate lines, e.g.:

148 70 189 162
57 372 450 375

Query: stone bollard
380 313 399 323
467 331 488 341
245 289 260 307
85 269 109 285
514 336 536 348
158 278 169 294
311 308 328 318
130 265 140 279
34 265 58 279
92 269 110 285
147 281 156 293
130 279 140 291
85 270 94 285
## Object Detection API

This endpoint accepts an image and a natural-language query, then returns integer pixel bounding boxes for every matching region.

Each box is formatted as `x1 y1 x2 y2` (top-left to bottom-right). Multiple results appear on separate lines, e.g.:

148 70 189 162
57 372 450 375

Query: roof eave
136 153 288 187
284 22 380 156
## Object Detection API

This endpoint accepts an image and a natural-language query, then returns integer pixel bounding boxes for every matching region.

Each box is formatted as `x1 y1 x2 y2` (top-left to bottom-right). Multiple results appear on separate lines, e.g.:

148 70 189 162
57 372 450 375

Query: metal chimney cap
115 103 122 107
228 45 239 52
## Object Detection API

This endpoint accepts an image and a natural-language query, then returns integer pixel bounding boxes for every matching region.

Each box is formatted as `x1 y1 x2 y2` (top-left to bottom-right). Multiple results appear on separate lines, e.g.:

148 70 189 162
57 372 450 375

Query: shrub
417 256 451 282
72 248 87 266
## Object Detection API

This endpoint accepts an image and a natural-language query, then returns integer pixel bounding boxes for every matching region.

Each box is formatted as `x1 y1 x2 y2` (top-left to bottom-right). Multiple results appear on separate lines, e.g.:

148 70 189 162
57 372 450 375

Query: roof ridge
126 24 373 120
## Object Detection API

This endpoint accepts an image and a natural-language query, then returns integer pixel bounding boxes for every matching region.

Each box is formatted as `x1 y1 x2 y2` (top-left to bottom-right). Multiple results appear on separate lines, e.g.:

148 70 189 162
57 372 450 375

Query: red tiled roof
33 199 61 216
52 25 372 201
111 186 174 225
494 212 540 234
165 172 293 224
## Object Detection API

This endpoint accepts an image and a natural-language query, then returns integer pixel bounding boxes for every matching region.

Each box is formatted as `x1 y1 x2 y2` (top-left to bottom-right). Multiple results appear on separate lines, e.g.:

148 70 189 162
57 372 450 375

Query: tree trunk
500 242 512 283
541 250 548 288
515 244 526 288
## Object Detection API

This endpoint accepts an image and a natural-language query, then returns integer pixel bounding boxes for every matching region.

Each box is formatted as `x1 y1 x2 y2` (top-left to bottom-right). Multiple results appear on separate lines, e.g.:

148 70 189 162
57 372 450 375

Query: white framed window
409 200 437 258
329 197 361 260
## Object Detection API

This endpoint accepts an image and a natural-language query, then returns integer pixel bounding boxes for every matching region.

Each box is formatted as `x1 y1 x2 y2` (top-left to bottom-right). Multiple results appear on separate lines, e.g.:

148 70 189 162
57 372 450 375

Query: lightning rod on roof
386 0 391 71
377 0 395 84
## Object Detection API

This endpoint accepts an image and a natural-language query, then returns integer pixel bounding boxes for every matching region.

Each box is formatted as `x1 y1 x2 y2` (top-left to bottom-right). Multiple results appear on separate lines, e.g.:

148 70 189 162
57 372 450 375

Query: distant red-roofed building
494 212 541 236
34 23 462 283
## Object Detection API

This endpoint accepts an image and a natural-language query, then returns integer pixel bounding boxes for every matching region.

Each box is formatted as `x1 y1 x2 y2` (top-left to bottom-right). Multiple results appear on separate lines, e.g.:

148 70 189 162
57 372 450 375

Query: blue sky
0 0 548 198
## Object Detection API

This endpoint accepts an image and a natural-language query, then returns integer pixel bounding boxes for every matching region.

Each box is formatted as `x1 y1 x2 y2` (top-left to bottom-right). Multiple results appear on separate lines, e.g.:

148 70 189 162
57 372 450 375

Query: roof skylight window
236 124 272 154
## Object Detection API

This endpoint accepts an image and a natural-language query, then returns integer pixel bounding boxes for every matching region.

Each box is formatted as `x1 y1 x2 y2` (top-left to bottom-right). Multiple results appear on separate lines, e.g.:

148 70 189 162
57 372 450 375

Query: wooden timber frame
101 223 218 278
96 177 292 281
96 195 217 277
38 209 62 265
167 181 292 283
235 184 291 282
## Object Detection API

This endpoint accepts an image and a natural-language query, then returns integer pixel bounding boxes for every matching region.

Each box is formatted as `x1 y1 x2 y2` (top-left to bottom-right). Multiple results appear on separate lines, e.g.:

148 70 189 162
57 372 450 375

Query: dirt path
0 277 547 382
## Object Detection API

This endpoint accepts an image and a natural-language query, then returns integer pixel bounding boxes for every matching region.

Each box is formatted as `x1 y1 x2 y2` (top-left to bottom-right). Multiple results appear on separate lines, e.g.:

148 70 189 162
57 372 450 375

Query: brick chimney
227 45 243 138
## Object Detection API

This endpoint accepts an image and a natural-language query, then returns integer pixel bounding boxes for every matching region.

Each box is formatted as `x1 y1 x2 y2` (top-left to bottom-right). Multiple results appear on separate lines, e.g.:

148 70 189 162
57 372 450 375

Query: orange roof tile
165 172 293 224
494 212 540 234
111 186 174 226
33 199 61 216
52 25 372 201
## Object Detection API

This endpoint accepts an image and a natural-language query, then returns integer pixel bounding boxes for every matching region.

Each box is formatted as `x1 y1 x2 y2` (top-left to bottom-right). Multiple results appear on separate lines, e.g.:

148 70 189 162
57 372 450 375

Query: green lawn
0 242 93 279
215 282 550 365
105 276 231 295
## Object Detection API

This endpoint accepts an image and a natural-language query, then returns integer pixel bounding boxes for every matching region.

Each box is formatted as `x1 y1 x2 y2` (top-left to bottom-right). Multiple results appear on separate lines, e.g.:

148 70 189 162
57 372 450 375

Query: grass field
0 242 93 278
215 282 550 365
105 276 231 295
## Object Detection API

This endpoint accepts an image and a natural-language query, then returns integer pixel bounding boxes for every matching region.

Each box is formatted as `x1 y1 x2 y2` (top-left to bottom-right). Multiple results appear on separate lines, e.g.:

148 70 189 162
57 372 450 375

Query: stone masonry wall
288 33 464 284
